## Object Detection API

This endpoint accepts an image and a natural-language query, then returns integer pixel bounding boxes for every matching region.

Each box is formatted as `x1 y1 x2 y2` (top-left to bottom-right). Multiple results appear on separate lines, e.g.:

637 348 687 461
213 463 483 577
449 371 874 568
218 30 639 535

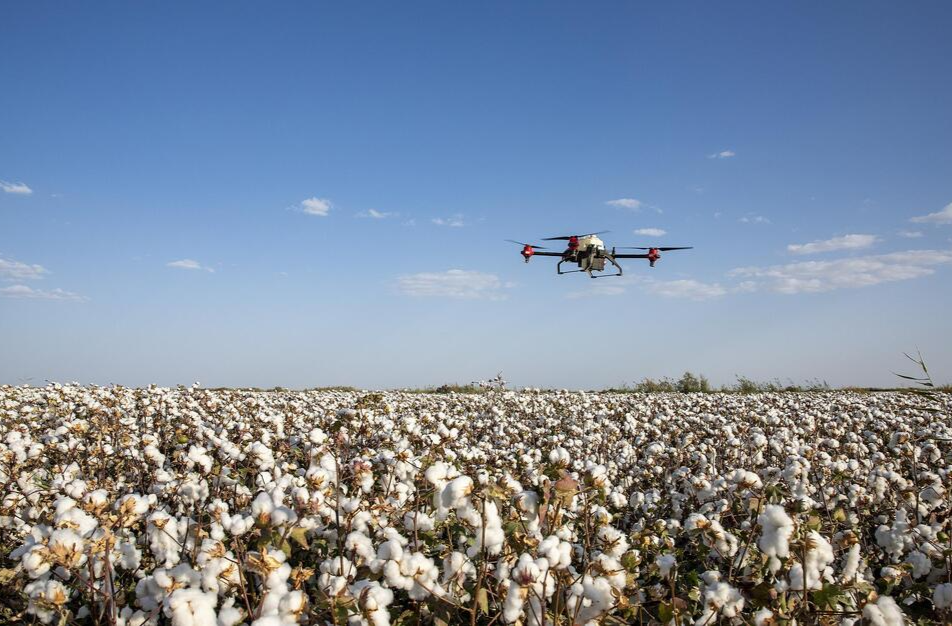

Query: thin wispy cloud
910 202 952 225
567 275 725 301
167 259 215 273
0 256 49 280
898 230 923 239
644 279 727 300
739 214 770 224
357 209 396 219
708 150 736 159
298 197 332 216
729 249 952 294
0 180 33 195
633 228 666 237
606 198 642 210
431 214 466 227
0 284 85 301
397 269 508 300
787 234 879 255
565 275 640 299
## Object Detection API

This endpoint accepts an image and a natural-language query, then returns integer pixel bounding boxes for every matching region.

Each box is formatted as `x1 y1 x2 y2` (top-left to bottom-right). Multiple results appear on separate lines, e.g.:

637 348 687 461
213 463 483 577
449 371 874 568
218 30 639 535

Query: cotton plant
1 385 950 624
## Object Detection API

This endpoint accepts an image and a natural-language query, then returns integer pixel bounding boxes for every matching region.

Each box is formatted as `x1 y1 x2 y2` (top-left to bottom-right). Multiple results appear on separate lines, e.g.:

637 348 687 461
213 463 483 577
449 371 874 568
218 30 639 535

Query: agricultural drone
507 231 692 278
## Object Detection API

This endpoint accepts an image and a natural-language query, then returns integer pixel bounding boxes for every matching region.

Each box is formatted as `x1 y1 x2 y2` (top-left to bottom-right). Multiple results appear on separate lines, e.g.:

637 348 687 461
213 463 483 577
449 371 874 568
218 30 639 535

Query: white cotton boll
352 580 395 626
753 607 775 626
319 556 355 596
574 576 616 624
147 511 183 567
270 506 297 528
119 539 142 571
278 590 306 619
346 531 375 563
905 550 931 579
186 445 213 473
758 504 794 573
83 488 109 511
548 447 570 466
25 579 69 624
21 545 51 578
502 581 526 623
442 551 476 586
308 427 327 445
863 595 905 626
402 511 434 533
840 543 862 582
594 554 626 590
469 500 504 557
697 580 745 624
164 588 218 626
656 554 676 579
512 553 541 585
788 531 835 591
425 462 450 486
177 477 209 505
441 476 474 510
217 598 244 626
251 492 275 523
64 479 87 500
608 490 627 509
596 525 629 558
538 535 572 570
117 493 151 526
228 514 254 537
934 583 952 610
47 527 87 568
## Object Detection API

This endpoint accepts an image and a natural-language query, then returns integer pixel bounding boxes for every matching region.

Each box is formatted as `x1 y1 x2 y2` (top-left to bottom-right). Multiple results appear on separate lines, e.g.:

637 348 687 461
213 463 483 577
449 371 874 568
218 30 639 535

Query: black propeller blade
616 246 694 251
541 230 609 241
505 240 547 248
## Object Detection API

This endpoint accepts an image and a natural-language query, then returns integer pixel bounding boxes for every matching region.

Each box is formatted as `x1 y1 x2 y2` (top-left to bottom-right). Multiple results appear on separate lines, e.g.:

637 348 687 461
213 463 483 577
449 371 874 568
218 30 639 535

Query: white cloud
357 209 395 219
787 234 879 255
729 249 952 294
397 269 507 300
566 275 725 301
739 214 770 224
0 284 85 301
910 202 952 225
565 279 633 299
0 256 49 280
708 150 736 159
644 279 727 300
898 230 923 239
167 259 215 273
1 180 33 195
431 214 466 227
634 228 666 237
299 197 332 216
606 198 642 210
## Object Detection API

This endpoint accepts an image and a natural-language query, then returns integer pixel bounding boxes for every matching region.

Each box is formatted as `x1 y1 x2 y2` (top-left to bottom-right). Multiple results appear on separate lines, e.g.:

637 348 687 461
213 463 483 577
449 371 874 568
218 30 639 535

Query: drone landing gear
589 255 623 278
556 258 585 275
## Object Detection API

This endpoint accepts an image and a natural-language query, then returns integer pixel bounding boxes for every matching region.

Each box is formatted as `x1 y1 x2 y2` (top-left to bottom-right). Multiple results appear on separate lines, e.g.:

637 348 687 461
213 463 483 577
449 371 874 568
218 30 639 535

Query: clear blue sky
2 2 951 389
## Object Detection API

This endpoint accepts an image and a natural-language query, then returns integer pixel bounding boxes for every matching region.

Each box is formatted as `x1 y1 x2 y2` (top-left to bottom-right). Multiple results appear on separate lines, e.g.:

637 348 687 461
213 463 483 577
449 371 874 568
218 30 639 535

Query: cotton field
1 385 951 626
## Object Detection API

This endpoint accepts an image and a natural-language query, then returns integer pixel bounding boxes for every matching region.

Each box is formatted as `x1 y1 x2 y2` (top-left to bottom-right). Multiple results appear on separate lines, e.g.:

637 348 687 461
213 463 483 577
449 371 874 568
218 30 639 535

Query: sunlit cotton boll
863 595 906 626
758 504 794 573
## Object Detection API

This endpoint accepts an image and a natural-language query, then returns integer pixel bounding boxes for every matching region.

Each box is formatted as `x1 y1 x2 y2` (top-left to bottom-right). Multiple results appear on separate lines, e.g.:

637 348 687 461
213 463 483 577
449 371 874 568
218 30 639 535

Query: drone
507 231 692 278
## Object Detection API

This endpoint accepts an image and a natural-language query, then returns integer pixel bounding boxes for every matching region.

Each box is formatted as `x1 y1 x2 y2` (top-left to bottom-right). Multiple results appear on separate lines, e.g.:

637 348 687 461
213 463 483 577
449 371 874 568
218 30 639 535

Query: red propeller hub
521 245 534 262
568 235 579 250
648 247 660 267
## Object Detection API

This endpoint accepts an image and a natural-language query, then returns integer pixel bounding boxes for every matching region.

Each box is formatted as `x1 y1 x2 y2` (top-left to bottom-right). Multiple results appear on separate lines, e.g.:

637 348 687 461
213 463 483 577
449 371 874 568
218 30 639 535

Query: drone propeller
616 246 693 251
541 230 609 241
505 240 547 248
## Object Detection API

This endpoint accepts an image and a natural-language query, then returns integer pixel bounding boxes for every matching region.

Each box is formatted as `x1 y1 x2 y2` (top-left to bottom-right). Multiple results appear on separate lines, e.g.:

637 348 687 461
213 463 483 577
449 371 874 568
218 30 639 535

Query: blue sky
2 2 951 389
